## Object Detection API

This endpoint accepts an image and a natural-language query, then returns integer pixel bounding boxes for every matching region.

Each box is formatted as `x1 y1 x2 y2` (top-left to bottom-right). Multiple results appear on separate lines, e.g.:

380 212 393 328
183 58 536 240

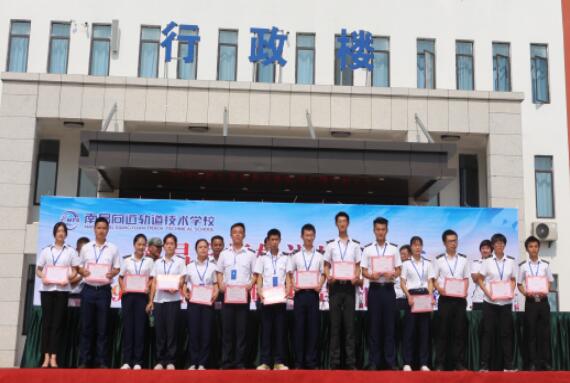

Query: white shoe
133 364 142 370
166 363 176 370
153 363 163 370
274 363 289 370
504 368 518 372
120 363 131 370
256 364 270 370
198 365 206 370
188 365 196 370
420 365 430 371
403 365 412 371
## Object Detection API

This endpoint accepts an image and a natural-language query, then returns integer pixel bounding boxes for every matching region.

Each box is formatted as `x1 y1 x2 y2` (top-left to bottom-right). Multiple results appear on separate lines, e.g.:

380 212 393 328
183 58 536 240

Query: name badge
272 276 279 287
230 269 237 281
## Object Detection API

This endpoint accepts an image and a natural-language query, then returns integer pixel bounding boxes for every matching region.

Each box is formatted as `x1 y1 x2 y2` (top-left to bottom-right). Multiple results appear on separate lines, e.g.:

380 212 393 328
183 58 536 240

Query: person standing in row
471 240 493 310
324 212 362 370
148 233 186 370
119 233 154 370
184 239 219 370
517 235 553 371
36 222 80 368
147 237 163 261
78 217 121 368
361 217 401 370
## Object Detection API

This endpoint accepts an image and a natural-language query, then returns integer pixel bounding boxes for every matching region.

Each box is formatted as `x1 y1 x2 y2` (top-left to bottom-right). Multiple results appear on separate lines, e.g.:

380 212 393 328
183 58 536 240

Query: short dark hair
399 244 412 254
373 217 389 227
210 235 224 244
335 211 349 223
133 233 147 245
491 233 507 245
163 233 178 245
230 222 246 233
195 238 209 250
479 239 492 251
410 236 423 246
76 237 90 247
301 223 316 235
52 222 68 237
94 217 109 227
267 228 281 239
524 235 541 250
441 229 457 242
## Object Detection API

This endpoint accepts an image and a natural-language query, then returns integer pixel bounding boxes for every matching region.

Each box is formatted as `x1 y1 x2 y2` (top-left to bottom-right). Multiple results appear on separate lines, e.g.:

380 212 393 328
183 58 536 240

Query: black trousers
436 296 467 369
472 302 484 311
328 283 356 369
154 300 180 365
121 293 148 366
187 302 213 367
260 303 287 365
79 285 112 366
368 283 397 369
210 293 224 368
293 290 320 369
524 297 551 369
221 302 249 369
402 302 430 366
40 291 68 355
481 302 514 369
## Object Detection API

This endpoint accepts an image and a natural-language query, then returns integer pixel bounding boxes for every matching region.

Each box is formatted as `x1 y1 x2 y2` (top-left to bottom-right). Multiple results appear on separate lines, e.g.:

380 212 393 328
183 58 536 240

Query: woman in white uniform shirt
35 222 80 368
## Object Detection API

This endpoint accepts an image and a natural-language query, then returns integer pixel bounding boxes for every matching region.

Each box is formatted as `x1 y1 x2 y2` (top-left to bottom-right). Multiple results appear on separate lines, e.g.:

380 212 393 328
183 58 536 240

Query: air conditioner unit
531 221 557 242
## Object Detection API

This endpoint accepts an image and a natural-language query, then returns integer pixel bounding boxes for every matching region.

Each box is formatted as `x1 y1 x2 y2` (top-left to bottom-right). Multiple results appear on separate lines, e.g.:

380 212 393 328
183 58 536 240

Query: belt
84 284 111 291
409 288 429 295
370 282 394 288
526 296 548 303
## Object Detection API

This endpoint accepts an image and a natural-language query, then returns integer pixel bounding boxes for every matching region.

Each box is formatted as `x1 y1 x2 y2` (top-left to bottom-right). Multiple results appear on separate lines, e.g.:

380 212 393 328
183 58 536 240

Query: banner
36 196 519 308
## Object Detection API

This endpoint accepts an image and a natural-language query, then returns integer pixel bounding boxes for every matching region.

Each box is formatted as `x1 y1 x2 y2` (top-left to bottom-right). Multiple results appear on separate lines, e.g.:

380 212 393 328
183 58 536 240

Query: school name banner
35 196 519 308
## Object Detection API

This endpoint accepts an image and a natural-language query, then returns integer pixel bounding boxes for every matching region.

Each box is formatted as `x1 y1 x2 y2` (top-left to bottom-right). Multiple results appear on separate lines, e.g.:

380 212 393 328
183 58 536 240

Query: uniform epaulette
402 259 410 263
290 249 300 255
176 254 186 260
352 239 360 244
473 259 482 263
519 260 526 266
246 247 256 253
123 254 131 259
326 239 334 244
422 256 431 262
282 251 291 256
458 253 467 258
542 259 550 264
389 242 398 247
506 255 515 260
436 253 445 259
364 242 373 248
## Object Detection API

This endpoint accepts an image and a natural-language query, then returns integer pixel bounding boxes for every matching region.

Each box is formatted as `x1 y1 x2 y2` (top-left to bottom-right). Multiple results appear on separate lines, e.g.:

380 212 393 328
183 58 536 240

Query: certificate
224 285 248 304
370 256 395 274
411 295 433 313
296 271 319 289
44 266 69 284
333 261 355 280
526 276 549 295
443 278 467 298
124 275 148 293
156 274 181 291
490 280 513 300
262 287 286 305
85 263 111 283
190 285 214 306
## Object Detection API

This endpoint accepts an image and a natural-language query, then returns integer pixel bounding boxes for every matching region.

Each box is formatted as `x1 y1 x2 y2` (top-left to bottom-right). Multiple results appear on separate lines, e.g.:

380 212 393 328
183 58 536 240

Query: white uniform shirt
38 243 80 292
517 258 554 291
120 255 154 277
215 246 257 286
151 255 186 303
254 251 291 288
79 241 121 287
433 252 470 291
479 253 518 306
394 277 405 299
287 247 324 288
324 237 362 265
471 259 485 303
186 258 218 288
401 257 435 290
361 241 401 283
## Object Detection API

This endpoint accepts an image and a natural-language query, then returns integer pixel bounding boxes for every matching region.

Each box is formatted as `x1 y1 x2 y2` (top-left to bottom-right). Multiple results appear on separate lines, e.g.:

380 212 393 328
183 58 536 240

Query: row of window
7 20 551 103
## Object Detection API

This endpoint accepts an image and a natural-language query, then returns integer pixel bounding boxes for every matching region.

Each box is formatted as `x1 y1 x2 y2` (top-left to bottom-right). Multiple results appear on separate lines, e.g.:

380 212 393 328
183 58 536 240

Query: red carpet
2 369 570 383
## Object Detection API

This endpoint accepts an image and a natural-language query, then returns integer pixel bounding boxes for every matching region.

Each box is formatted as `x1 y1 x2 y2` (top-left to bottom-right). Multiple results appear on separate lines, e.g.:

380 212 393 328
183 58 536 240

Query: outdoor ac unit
531 221 558 242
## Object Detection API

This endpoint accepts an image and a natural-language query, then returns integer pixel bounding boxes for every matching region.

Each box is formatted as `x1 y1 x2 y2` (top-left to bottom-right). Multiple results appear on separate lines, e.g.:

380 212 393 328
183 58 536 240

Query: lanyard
51 246 65 266
411 258 425 282
494 258 505 281
337 240 349 261
271 254 280 275
375 242 388 257
195 260 209 284
302 249 315 271
529 260 540 277
133 257 145 275
163 258 174 275
93 244 106 264
444 255 458 277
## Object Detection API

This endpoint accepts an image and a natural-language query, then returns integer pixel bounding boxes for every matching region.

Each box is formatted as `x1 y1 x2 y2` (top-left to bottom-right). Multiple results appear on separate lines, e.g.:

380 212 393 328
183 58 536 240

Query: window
372 36 389 87
456 41 474 90
34 140 59 205
6 20 30 72
459 154 479 207
417 39 435 89
493 42 511 91
177 27 199 80
138 26 160 78
47 22 70 74
255 32 275 83
77 169 97 197
334 34 353 85
295 33 315 85
535 156 554 218
531 44 550 103
89 24 111 76
217 30 238 81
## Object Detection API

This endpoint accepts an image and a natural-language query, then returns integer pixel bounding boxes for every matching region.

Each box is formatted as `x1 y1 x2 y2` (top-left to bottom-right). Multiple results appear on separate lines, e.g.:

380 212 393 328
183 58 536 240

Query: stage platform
2 369 570 383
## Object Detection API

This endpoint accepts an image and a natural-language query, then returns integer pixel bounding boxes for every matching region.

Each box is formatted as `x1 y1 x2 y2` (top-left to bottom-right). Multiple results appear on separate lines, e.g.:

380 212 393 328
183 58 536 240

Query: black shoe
389 365 399 371
99 365 109 369
367 364 378 371
542 363 552 371
528 364 536 371
77 364 88 369
455 363 466 371
330 364 341 370
479 363 489 372
435 364 445 371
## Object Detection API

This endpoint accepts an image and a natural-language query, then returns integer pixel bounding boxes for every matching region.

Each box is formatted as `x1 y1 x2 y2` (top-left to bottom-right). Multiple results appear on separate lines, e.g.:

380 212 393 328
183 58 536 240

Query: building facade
0 0 568 367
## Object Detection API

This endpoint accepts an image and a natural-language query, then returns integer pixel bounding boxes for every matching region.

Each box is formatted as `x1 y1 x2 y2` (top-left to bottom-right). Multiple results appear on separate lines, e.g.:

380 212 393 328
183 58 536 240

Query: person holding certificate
118 233 154 370
361 217 401 370
35 222 80 368
399 236 435 371
432 229 470 371
254 229 292 370
148 233 186 370
476 233 518 372
471 240 493 311
184 239 219 370
215 223 257 369
287 224 325 369
323 212 362 370
77 217 121 368
517 236 554 371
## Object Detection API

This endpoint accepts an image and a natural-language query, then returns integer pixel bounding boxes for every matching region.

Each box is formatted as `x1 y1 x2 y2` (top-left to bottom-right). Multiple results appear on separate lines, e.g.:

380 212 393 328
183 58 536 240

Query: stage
2 369 570 383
